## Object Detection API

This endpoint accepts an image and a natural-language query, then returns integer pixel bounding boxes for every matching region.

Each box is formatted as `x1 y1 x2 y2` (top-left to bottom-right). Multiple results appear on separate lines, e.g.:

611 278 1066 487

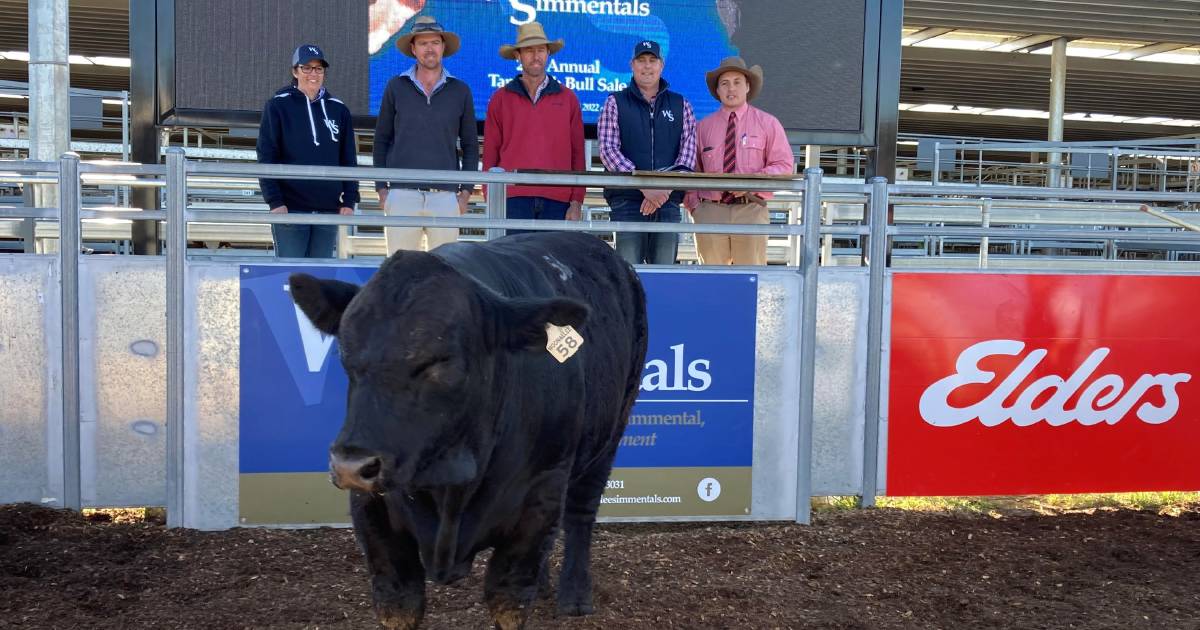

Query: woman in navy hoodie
256 44 360 258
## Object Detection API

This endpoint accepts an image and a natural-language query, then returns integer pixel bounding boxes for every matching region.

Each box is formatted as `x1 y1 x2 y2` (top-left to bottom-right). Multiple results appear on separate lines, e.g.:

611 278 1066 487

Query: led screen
368 0 869 132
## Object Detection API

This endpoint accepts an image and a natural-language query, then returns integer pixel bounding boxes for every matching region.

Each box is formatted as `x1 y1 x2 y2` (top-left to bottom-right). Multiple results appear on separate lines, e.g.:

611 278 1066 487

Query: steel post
795 168 823 524
805 145 821 170
865 0 903 183
21 183 36 253
121 90 131 207
980 198 991 269
28 0 71 209
130 0 161 253
860 177 890 508
486 182 507 241
1048 38 1067 188
165 148 188 528
932 142 941 185
58 153 81 511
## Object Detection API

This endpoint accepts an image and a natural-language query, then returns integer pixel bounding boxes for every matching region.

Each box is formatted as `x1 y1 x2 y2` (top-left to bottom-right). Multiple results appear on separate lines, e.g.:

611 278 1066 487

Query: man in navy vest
598 40 697 265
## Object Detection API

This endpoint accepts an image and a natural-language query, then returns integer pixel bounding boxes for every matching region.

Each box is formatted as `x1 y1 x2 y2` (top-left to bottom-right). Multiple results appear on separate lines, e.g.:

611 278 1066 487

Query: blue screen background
369 0 740 124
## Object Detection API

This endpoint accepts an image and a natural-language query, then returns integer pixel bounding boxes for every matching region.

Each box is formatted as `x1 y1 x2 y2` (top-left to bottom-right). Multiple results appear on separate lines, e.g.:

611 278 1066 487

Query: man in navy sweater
373 16 479 254
257 44 359 259
597 40 697 266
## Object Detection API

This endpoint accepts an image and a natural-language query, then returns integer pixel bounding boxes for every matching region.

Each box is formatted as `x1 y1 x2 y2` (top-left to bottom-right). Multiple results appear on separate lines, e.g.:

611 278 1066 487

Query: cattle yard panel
810 269 871 496
0 257 879 522
0 255 61 506
0 155 833 527
164 153 827 529
21 154 1200 524
79 257 167 508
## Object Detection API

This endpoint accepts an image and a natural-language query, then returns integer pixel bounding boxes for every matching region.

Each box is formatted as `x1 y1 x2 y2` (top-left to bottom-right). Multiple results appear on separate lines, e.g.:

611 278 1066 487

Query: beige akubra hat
499 22 565 60
396 15 461 58
705 56 763 101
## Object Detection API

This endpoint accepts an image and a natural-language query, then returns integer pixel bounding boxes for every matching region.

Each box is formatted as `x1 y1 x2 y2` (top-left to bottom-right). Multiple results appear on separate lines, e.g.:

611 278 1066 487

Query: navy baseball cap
631 40 662 60
292 44 328 67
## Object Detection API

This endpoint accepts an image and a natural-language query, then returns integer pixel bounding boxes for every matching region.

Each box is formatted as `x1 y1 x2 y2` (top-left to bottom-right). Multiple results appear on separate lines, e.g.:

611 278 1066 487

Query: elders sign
888 274 1200 496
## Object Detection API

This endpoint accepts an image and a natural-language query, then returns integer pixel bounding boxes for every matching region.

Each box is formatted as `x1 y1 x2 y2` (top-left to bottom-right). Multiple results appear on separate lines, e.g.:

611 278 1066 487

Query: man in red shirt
685 56 795 265
484 22 585 234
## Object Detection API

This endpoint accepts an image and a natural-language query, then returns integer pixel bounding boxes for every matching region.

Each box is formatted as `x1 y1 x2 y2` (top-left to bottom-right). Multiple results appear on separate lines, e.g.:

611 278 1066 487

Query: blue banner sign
615 272 756 468
239 265 757 521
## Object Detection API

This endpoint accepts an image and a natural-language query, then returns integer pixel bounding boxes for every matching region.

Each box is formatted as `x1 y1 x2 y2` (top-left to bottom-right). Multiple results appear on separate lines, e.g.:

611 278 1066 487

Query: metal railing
14 150 1200 522
6 150 827 524
922 138 1200 192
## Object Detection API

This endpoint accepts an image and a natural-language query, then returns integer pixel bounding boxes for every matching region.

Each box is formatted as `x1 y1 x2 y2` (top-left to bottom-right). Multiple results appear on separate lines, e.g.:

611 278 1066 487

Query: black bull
289 232 648 630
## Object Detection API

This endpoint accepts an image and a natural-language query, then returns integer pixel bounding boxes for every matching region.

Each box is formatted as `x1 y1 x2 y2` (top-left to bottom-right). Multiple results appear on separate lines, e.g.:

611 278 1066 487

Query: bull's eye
410 356 465 388
410 358 445 378
410 356 454 378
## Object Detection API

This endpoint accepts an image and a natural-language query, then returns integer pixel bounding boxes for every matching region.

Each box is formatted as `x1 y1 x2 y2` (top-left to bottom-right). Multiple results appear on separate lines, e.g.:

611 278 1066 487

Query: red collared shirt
685 103 794 208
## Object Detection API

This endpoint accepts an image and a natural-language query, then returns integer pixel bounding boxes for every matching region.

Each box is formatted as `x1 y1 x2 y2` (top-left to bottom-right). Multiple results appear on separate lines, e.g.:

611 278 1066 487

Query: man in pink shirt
685 57 795 266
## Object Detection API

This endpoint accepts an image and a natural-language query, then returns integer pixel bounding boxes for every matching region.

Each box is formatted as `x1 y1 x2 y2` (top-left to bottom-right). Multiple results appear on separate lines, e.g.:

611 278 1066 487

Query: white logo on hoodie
323 118 339 141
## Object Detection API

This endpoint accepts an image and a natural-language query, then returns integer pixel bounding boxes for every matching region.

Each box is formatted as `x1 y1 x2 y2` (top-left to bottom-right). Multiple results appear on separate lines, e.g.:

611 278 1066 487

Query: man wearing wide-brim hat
684 56 794 266
373 15 479 254
484 21 585 233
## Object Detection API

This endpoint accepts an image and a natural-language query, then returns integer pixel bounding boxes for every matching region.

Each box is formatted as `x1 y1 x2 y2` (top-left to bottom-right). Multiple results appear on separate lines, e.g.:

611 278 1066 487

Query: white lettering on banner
918 339 1192 428
547 59 601 74
641 344 712 392
509 0 652 25
293 303 335 373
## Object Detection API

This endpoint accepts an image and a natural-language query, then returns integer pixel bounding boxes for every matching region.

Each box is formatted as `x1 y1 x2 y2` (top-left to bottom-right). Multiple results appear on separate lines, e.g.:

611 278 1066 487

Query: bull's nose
329 451 383 492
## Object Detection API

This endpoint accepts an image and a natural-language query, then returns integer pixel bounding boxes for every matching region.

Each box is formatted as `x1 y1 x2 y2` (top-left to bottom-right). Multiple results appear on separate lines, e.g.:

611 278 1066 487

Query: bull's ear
499 297 590 350
288 273 360 336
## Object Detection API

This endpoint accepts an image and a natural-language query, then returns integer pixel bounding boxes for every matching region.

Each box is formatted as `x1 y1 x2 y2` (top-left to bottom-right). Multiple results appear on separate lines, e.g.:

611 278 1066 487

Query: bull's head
288 251 588 494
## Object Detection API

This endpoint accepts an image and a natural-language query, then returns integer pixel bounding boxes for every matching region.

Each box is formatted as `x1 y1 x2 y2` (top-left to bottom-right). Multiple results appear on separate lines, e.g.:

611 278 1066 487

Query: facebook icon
697 477 722 502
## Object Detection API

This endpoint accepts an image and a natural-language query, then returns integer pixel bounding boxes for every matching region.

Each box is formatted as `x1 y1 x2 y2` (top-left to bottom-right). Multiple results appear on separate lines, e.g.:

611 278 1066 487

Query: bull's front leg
483 472 566 630
557 452 616 616
351 491 427 630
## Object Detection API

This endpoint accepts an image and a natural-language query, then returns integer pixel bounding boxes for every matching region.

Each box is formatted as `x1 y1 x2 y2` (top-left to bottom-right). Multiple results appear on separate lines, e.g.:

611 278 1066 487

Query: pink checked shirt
684 103 795 208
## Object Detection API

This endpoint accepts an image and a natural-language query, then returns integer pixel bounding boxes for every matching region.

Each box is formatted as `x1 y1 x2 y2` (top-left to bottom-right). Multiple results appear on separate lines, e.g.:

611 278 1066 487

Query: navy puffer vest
604 81 687 206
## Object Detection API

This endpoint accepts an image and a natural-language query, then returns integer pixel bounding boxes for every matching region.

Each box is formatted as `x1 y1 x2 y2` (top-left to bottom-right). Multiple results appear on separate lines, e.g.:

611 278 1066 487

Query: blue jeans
609 198 680 265
272 213 337 258
505 196 569 236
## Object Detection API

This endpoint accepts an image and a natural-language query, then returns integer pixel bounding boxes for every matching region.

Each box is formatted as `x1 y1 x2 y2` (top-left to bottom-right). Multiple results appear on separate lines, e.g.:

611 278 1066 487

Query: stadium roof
900 0 1200 140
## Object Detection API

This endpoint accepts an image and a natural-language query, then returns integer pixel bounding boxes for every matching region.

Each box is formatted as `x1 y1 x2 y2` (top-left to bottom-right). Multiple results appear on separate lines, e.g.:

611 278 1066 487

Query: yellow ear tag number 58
545 323 585 363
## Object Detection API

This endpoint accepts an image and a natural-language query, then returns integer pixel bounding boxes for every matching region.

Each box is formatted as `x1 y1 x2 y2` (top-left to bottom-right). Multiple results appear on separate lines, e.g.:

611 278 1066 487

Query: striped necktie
721 111 738 204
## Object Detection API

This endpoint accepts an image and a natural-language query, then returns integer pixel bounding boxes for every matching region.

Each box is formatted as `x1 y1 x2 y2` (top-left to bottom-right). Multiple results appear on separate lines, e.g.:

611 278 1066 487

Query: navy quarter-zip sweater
257 85 360 212
373 73 479 192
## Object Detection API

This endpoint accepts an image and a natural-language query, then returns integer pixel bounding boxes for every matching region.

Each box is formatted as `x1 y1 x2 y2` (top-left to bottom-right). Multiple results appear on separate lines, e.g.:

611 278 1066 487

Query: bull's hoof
376 605 422 630
490 607 529 630
556 599 594 616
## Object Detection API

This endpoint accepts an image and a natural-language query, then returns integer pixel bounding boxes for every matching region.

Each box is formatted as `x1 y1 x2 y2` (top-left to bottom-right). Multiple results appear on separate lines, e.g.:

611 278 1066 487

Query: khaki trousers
383 189 460 255
693 200 769 266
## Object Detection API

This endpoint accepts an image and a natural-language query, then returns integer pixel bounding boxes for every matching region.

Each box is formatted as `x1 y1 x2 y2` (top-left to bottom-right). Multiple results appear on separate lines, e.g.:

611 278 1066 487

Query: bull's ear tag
545 323 584 363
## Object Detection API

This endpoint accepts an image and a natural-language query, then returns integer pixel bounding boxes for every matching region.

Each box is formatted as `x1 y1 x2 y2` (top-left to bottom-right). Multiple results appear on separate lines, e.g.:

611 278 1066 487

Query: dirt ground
1 502 1198 630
